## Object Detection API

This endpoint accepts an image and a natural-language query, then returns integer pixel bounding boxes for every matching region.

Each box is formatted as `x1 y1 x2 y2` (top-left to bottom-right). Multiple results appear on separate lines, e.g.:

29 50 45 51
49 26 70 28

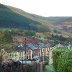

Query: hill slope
0 3 72 36
0 4 49 32
30 14 72 35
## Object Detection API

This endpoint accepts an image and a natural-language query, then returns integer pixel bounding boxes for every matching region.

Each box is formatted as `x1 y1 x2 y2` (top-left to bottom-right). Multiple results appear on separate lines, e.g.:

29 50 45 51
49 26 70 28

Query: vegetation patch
52 48 72 72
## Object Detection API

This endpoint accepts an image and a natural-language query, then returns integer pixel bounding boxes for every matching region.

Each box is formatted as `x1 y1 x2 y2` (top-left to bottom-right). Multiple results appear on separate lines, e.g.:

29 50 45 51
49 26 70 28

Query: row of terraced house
8 44 50 61
8 36 50 61
8 36 69 61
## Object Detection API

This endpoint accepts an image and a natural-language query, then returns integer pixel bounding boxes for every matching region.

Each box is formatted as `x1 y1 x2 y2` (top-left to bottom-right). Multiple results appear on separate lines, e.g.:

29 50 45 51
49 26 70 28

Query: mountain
30 14 72 37
45 17 72 35
0 3 72 37
29 14 72 30
0 3 49 32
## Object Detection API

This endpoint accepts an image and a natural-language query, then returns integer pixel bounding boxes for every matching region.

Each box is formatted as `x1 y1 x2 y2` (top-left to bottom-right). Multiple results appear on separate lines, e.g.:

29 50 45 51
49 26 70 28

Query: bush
53 48 72 72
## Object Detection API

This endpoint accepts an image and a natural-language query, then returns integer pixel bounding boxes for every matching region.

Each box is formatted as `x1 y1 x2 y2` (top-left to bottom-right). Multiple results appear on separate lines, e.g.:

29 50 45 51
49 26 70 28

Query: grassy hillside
30 14 72 33
0 3 72 35
0 4 49 32
45 17 72 22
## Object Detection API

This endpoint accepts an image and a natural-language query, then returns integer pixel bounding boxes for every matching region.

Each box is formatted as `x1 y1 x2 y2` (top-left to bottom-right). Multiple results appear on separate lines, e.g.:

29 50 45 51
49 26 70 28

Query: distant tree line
47 34 72 42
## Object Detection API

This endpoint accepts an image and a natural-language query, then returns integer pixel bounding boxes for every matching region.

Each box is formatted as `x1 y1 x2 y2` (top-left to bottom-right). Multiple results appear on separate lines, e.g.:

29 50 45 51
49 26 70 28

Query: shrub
53 48 72 72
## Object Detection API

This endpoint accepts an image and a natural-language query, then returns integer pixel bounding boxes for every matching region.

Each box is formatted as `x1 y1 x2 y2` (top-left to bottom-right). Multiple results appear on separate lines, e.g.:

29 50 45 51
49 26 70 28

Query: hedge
52 48 72 72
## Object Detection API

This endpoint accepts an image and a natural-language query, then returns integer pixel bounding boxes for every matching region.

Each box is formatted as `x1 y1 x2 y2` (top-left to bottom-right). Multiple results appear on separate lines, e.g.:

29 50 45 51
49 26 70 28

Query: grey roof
15 45 32 52
27 43 37 49
27 43 52 49
15 42 52 51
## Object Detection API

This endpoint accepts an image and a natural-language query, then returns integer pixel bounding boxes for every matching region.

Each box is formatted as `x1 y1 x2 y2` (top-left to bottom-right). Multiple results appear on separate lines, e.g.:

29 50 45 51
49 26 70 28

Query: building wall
33 48 49 58
40 48 49 57
8 49 33 60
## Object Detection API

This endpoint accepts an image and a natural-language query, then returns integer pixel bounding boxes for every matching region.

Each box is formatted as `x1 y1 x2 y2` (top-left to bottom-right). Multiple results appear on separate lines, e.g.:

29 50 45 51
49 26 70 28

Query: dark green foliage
65 37 72 42
0 30 12 43
25 30 36 37
3 30 12 43
53 48 72 72
48 34 65 41
0 30 12 50
47 34 72 43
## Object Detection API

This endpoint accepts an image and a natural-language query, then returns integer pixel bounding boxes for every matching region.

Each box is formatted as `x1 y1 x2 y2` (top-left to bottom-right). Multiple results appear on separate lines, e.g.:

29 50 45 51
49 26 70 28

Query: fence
0 60 45 72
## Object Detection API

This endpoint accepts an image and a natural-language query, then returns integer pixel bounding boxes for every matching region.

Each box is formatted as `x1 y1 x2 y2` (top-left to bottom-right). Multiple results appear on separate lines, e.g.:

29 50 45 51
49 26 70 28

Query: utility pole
25 37 27 64
21 37 27 72
24 37 27 72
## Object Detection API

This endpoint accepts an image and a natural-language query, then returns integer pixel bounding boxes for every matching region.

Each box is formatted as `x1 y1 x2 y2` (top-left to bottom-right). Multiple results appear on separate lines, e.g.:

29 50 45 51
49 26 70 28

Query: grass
44 64 55 72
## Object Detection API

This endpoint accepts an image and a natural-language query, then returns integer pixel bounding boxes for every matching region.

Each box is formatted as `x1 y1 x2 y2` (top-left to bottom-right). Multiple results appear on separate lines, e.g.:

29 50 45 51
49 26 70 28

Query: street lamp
20 37 27 72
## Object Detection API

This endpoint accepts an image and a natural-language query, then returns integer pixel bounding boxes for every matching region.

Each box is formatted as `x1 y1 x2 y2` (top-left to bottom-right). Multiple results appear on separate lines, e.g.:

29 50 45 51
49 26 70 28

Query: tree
25 30 35 37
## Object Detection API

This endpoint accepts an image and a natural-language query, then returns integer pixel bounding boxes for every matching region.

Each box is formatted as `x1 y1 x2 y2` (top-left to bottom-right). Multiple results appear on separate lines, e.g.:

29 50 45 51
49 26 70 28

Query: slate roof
15 42 52 51
15 44 32 52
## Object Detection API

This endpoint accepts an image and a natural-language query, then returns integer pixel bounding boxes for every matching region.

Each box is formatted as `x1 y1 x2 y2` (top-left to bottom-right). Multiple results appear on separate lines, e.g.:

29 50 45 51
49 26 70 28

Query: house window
43 49 44 51
27 56 28 59
29 56 31 59
39 53 40 57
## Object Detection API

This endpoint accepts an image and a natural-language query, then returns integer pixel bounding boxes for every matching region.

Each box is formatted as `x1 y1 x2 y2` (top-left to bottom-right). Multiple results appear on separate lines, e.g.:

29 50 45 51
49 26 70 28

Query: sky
0 0 72 17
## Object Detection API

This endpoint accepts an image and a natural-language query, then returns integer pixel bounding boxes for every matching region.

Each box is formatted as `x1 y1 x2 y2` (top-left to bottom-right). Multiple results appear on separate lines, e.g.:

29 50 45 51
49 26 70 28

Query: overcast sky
0 0 72 17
